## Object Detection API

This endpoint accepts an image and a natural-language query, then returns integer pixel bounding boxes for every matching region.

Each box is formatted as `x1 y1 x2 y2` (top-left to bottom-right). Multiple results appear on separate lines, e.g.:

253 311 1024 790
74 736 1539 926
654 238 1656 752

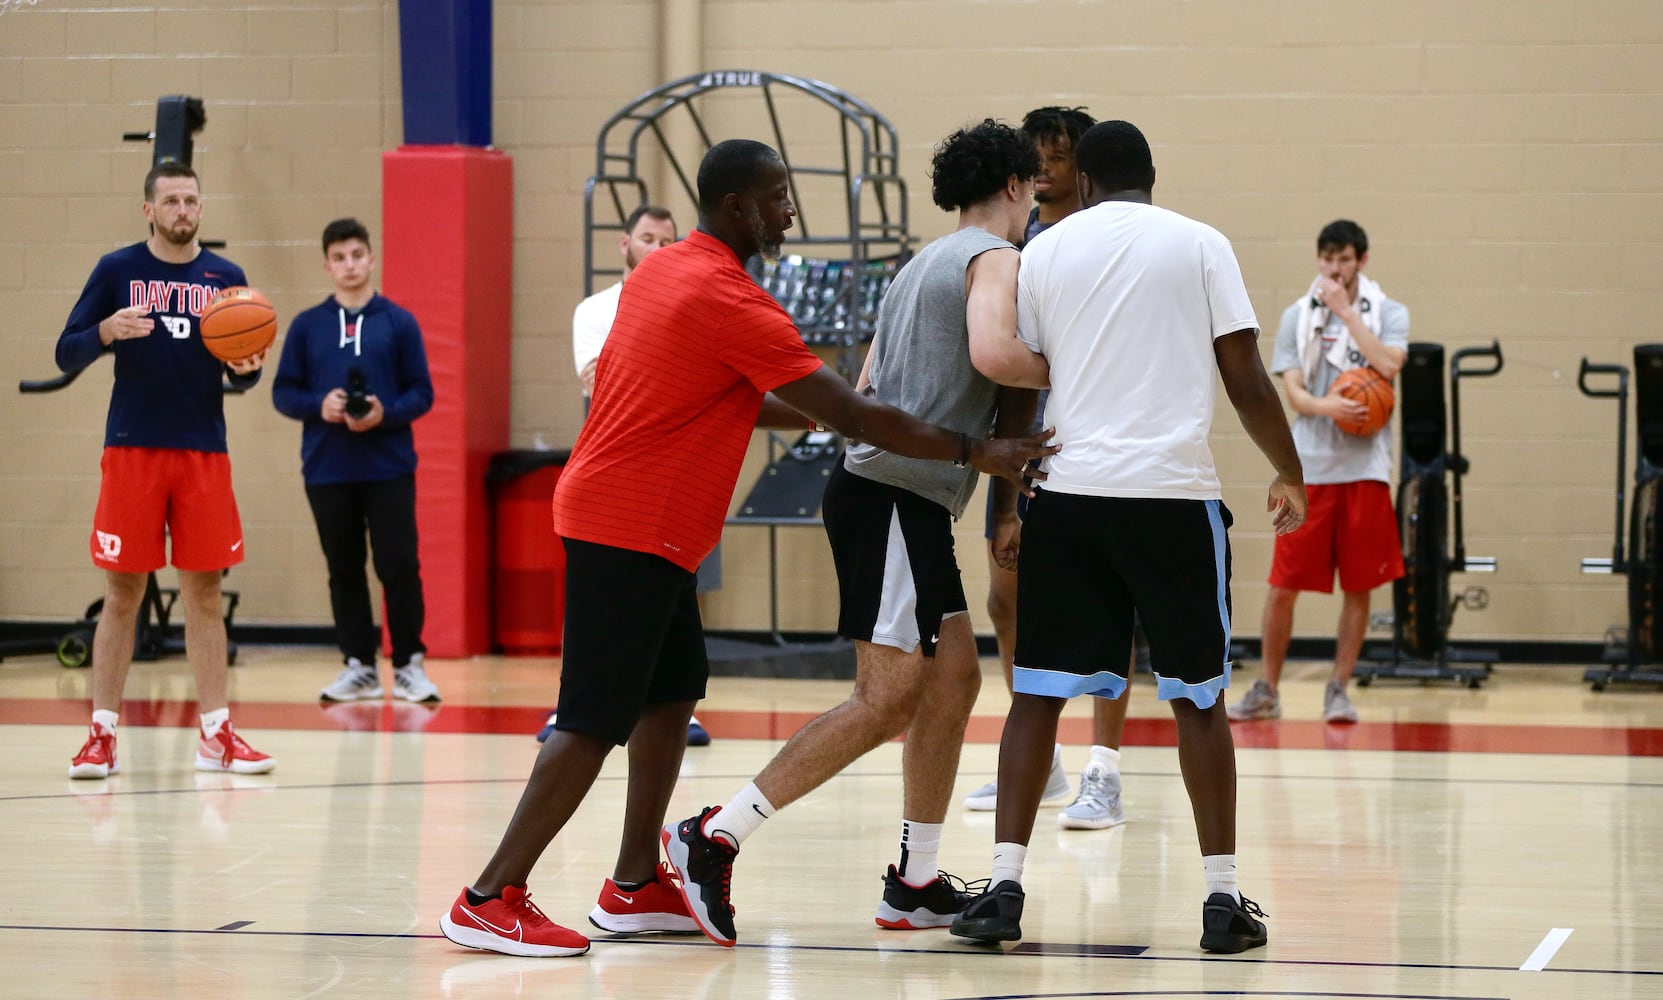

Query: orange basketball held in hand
199 286 277 363
1331 366 1394 436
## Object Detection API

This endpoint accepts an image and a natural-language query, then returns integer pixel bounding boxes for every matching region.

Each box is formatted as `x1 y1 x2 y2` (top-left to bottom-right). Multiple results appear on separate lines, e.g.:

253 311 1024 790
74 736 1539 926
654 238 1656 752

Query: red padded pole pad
381 146 513 657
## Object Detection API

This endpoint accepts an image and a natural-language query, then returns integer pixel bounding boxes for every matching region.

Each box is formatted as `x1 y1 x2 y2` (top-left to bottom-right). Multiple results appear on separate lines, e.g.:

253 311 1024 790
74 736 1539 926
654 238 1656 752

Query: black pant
305 475 425 668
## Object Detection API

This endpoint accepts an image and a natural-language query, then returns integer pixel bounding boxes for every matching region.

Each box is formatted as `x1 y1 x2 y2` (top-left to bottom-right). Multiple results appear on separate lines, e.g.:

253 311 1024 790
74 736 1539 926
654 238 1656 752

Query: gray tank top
844 226 1014 517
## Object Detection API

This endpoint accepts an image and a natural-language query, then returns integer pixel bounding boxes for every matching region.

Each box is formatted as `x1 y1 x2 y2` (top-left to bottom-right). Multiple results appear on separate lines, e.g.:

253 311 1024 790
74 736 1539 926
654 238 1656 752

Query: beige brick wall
3 0 1661 650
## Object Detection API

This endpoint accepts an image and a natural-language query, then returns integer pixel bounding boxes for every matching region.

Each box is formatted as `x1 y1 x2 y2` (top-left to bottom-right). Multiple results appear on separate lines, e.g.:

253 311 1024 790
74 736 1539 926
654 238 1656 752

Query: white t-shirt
572 281 623 393
1016 201 1259 500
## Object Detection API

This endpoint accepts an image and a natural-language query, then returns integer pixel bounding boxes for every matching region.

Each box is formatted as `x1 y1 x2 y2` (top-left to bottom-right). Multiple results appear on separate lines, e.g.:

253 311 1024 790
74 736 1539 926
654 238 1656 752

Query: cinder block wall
4 0 1660 649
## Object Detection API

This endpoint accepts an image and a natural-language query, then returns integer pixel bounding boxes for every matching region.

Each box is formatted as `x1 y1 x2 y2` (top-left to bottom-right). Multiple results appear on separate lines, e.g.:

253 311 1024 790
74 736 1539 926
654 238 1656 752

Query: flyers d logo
95 530 122 561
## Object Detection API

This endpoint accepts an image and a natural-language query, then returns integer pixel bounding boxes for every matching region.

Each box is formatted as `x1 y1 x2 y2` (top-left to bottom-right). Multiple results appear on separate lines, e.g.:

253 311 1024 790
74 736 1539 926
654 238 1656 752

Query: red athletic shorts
90 447 244 573
1267 480 1403 594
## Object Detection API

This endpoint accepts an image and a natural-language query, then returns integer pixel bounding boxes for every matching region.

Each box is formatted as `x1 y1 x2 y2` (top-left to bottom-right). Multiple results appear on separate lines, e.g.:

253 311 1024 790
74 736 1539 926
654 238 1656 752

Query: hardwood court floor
0 646 1660 1000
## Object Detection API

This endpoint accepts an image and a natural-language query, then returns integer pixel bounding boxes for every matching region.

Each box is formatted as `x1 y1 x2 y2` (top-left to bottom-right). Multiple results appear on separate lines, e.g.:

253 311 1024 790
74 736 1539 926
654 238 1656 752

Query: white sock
1088 745 1121 775
1203 854 1240 902
200 707 230 740
991 841 1027 888
92 709 119 732
896 819 943 886
706 783 774 848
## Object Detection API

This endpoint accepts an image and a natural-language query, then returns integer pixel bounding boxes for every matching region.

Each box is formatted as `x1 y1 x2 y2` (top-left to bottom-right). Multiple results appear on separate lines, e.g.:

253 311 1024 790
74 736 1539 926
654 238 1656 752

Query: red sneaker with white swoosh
440 885 591 957
588 862 699 935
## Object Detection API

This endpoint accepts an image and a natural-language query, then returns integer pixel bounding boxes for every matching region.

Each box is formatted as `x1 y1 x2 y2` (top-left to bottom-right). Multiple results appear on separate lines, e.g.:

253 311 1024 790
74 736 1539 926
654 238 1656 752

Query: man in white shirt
573 205 677 407
954 120 1305 955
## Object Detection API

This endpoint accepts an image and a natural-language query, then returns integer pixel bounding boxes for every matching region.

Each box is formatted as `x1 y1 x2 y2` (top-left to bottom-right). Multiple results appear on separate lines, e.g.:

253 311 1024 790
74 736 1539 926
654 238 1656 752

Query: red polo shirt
554 229 824 571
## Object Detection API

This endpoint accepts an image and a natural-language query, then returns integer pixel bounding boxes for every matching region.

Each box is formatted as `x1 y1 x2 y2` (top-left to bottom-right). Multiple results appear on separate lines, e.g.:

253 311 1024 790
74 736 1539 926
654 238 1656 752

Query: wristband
953 431 971 468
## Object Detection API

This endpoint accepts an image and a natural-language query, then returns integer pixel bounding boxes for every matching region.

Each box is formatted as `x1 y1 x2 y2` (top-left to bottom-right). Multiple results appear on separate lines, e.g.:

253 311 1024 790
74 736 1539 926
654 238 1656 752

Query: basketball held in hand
199 286 277 363
1331 366 1394 436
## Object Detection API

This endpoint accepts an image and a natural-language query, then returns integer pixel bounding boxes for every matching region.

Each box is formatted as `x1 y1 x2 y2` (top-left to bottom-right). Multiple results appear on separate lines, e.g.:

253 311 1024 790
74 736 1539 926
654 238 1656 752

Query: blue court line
1 922 1657 981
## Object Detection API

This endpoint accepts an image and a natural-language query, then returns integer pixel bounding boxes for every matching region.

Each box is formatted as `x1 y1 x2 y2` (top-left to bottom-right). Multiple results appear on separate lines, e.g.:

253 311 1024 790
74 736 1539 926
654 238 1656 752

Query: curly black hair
1021 106 1095 151
930 119 1042 212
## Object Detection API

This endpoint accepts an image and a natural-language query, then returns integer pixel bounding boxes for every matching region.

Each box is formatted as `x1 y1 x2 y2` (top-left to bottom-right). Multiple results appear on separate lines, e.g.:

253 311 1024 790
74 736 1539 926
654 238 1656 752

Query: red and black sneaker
68 723 119 779
589 862 699 935
662 806 739 946
439 885 591 957
875 865 985 929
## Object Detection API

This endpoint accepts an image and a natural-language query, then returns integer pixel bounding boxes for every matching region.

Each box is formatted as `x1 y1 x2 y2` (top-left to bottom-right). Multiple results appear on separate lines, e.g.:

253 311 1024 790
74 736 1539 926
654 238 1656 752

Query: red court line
4 697 1661 756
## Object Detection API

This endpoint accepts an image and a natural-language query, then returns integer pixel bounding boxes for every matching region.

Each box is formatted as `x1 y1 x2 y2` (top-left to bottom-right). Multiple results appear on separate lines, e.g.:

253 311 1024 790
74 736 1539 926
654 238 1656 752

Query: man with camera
273 218 441 704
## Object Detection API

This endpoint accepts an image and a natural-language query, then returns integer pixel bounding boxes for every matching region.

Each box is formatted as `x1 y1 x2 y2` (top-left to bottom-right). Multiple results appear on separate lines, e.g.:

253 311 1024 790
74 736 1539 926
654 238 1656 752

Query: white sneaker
319 659 381 702
392 653 441 703
1323 678 1359 724
1059 764 1126 829
964 744 1071 811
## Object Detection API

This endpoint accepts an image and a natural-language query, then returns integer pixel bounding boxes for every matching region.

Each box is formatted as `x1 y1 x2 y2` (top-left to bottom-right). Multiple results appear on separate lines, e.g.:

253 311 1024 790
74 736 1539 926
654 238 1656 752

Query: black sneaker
874 866 987 929
1200 892 1268 953
949 879 1025 943
662 806 739 947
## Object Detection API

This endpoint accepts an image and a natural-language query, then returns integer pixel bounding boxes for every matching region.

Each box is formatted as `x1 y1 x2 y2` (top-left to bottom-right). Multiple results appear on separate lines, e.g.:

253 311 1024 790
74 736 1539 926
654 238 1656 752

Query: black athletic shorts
823 463 967 658
554 537 709 745
1013 490 1234 708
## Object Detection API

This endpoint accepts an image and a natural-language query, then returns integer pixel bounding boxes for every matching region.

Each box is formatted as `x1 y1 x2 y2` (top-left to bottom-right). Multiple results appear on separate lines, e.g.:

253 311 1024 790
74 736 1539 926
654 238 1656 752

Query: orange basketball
199 286 277 363
1332 366 1395 436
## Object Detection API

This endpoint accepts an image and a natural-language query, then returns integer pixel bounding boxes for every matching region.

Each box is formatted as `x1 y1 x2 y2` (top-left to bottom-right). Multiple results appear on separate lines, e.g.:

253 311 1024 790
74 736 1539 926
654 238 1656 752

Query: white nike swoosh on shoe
613 893 634 904
464 911 521 939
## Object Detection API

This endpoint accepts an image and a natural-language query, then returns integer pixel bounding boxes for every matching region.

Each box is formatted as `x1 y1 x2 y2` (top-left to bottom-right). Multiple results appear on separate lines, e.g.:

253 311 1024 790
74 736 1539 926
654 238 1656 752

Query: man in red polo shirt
439 139 1057 958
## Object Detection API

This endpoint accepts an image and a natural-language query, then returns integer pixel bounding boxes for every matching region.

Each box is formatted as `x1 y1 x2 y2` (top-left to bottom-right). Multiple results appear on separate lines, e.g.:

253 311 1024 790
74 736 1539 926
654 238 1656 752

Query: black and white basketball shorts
822 463 967 658
555 537 710 745
1013 490 1235 709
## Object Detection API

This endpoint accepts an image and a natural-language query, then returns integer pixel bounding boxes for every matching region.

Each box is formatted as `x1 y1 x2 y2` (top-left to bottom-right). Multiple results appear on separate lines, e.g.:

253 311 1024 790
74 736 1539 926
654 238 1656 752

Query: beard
747 206 784 262
157 218 199 248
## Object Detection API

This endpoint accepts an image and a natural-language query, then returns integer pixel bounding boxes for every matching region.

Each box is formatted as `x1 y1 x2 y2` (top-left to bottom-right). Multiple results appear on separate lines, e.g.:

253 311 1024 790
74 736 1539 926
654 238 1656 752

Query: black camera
345 367 372 419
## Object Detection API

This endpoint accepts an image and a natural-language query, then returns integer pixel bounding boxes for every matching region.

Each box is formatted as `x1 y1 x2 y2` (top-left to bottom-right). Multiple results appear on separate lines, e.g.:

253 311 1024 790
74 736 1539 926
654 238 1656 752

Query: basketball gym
1 2 1659 999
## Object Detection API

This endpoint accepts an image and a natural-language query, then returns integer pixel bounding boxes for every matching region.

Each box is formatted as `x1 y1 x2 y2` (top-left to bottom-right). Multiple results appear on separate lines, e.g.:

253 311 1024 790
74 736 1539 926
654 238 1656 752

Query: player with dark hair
952 119 1304 954
272 217 440 706
572 204 677 405
664 120 1054 948
58 162 275 779
1228 218 1407 724
437 137 1053 958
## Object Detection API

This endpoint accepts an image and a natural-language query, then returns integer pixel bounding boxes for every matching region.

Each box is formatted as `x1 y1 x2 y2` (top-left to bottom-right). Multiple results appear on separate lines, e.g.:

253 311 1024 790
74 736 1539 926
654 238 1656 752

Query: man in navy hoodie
272 218 440 704
58 162 276 779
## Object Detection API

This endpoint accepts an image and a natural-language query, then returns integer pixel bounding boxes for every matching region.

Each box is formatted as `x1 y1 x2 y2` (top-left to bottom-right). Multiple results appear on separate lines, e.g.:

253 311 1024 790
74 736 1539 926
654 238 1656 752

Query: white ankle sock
200 707 230 740
92 709 119 732
707 783 774 848
1088 745 1121 774
1203 854 1240 902
897 819 942 885
991 841 1027 888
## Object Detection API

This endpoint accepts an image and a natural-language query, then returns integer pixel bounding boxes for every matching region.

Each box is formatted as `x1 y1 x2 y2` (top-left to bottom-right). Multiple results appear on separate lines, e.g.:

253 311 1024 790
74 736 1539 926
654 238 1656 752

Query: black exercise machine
1577 345 1663 690
1357 340 1504 687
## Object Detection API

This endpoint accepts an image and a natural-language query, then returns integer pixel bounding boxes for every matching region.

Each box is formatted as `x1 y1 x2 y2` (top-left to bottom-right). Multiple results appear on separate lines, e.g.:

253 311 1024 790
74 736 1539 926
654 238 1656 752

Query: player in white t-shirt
953 120 1306 955
572 205 678 406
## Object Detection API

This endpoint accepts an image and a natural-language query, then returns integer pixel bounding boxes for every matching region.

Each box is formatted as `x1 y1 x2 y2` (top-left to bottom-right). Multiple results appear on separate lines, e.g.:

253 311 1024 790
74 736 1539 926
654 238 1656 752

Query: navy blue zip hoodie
271 293 434 485
55 242 258 452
